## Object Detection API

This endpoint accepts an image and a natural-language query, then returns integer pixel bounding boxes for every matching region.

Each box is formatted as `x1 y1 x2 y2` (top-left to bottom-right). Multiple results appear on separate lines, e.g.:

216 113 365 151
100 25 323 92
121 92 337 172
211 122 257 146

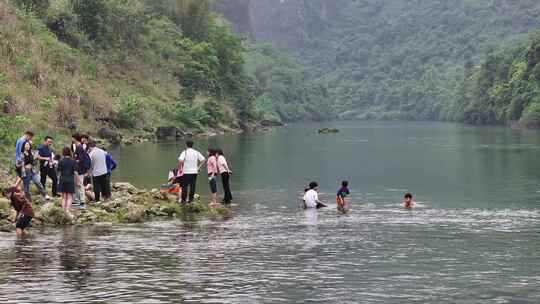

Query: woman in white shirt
216 149 233 204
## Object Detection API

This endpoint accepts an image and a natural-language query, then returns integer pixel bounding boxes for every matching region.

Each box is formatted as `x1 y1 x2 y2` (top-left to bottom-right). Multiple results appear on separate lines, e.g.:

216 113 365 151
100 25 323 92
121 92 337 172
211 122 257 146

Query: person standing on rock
14 131 34 188
72 133 91 209
88 141 111 203
178 140 205 204
37 136 59 198
216 149 233 204
206 148 219 206
58 147 76 215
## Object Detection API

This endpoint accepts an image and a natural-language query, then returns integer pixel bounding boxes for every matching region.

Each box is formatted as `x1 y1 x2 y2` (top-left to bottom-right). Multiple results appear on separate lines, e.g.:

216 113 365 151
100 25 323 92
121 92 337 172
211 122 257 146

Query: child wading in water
3 187 34 236
58 147 77 216
404 193 415 209
302 182 327 209
336 181 350 213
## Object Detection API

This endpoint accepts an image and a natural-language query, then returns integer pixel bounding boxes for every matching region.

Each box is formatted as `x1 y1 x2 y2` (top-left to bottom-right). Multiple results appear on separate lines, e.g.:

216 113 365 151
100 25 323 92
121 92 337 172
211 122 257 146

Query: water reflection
58 228 95 289
1 122 540 303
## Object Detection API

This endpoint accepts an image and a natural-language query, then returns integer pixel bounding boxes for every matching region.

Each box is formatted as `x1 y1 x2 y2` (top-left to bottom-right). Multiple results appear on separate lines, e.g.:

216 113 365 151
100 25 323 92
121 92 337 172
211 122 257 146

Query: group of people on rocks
165 140 233 206
302 180 415 213
4 131 117 235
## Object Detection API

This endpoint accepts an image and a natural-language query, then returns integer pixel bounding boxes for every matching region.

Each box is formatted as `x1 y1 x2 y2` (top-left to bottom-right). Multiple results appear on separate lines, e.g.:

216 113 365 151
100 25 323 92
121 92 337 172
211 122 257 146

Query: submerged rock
318 128 339 134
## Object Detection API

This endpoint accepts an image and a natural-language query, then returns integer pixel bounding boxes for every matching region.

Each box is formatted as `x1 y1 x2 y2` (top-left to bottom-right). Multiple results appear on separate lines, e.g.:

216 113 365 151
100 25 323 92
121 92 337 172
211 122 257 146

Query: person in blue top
336 180 350 213
37 136 59 197
14 131 34 188
104 148 117 176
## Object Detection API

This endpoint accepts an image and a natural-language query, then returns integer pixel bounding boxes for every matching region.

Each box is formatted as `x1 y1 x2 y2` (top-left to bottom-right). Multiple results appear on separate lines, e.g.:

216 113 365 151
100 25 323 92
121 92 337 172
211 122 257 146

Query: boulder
318 128 339 134
123 203 146 223
156 126 178 140
112 182 139 194
98 127 123 144
37 203 73 226
260 119 284 127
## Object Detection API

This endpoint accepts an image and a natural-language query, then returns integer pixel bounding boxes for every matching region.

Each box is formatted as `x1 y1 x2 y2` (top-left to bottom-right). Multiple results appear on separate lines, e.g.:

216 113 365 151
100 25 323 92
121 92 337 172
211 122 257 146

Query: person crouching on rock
161 167 183 202
3 187 35 237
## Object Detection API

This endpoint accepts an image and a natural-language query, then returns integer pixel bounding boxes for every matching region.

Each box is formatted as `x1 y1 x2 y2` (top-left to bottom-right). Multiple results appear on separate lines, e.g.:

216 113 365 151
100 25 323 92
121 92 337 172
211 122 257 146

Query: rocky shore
0 181 233 232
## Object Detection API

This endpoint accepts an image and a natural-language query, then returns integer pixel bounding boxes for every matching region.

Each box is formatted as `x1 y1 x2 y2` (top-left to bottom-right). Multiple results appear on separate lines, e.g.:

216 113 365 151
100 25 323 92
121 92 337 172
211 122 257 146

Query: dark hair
62 147 72 157
81 134 89 140
22 141 32 151
44 136 53 141
216 149 224 156
24 131 34 137
72 133 82 142
2 187 19 197
342 181 348 187
207 148 216 156
309 182 318 189
54 154 61 161
88 140 97 148
186 140 194 148
404 193 413 199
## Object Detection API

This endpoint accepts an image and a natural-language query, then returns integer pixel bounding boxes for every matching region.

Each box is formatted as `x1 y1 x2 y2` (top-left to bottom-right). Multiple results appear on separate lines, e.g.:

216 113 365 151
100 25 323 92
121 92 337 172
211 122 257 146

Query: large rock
37 203 73 226
156 126 180 140
112 182 139 194
98 127 123 144
260 119 284 127
318 128 339 134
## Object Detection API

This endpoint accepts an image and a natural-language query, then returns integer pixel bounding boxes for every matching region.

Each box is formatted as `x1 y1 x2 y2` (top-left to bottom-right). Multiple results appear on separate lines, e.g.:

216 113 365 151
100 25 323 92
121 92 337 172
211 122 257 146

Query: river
1 121 540 303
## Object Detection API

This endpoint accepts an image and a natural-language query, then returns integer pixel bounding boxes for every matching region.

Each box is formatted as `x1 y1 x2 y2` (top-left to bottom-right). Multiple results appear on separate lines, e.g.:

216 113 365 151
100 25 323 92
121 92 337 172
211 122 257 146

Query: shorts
16 215 32 230
209 177 217 194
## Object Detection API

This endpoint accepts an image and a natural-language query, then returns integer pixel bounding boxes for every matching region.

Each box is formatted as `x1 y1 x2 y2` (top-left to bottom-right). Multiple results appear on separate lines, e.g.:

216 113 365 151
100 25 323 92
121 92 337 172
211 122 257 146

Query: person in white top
302 182 326 209
178 140 205 203
88 142 111 202
216 149 233 204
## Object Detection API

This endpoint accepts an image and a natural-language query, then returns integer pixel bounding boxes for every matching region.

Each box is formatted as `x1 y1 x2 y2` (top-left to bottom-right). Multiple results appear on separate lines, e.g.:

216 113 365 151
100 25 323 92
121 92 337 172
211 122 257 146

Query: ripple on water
1 203 540 303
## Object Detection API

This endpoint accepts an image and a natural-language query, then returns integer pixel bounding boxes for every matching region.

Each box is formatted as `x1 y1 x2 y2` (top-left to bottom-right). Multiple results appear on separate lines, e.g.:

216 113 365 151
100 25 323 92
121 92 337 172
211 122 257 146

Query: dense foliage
447 31 540 127
1 0 258 143
235 0 540 122
245 44 330 122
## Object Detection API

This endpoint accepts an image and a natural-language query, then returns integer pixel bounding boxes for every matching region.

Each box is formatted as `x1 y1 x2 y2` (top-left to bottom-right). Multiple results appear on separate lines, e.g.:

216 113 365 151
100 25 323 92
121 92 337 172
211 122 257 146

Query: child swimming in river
336 180 350 213
404 193 415 209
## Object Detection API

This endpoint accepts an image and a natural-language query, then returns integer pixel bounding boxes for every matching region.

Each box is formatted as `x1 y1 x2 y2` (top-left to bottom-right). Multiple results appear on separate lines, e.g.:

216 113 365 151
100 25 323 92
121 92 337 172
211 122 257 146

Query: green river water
1 121 540 303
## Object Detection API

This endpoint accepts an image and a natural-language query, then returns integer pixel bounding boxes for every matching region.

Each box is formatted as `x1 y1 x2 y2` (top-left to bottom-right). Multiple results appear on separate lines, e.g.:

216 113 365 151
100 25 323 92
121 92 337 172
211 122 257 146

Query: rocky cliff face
214 0 340 51
212 0 255 39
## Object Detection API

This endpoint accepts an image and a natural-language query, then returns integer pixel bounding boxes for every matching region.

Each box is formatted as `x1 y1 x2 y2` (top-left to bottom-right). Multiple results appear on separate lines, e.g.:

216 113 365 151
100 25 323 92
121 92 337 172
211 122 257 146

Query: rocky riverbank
0 181 233 232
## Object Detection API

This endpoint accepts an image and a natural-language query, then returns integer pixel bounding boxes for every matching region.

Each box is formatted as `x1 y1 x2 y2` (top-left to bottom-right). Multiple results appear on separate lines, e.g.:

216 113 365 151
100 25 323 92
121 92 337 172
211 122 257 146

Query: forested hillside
0 0 263 146
218 0 540 123
448 31 540 127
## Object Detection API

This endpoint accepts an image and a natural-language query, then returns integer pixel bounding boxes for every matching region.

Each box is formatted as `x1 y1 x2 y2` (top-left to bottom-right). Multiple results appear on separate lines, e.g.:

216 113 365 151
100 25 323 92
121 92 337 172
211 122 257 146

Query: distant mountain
215 0 540 122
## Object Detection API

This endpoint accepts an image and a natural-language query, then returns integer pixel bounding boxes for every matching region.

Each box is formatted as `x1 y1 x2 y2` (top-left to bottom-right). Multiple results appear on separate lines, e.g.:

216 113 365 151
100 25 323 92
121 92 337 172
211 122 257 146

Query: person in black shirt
58 147 77 214
21 141 49 201
37 136 58 197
